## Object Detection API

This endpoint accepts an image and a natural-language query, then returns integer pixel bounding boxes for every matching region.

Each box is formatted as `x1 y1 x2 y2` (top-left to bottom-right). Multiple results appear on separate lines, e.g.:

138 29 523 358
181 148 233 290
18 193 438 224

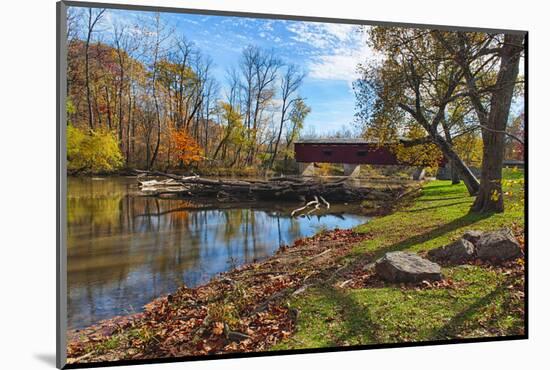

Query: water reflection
67 177 369 329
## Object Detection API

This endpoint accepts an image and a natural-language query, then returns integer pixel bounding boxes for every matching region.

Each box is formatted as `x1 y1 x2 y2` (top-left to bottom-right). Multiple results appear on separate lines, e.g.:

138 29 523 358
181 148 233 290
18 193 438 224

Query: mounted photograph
57 1 527 368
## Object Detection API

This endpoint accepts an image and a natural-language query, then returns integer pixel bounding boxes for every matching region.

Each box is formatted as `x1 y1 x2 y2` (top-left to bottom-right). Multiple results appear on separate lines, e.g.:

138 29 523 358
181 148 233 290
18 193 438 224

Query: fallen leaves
212 322 224 336
66 228 372 363
67 225 525 364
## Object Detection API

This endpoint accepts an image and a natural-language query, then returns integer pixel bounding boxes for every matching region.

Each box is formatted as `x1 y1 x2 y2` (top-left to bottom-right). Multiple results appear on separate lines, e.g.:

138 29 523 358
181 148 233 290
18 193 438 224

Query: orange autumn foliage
171 129 204 165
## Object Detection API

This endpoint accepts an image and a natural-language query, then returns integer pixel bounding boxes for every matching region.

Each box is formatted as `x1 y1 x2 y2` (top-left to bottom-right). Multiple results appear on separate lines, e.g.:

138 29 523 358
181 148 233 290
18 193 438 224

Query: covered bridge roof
295 137 407 145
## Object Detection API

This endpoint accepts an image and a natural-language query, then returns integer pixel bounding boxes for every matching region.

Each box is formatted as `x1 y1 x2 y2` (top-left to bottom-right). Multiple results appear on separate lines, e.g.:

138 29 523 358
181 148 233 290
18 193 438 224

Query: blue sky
79 7 524 135
97 8 374 135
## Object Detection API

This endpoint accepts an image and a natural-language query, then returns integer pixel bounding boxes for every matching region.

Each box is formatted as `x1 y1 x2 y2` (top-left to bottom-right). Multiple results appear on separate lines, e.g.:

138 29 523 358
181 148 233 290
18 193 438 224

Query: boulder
476 229 522 262
462 230 483 245
375 251 442 283
427 238 475 264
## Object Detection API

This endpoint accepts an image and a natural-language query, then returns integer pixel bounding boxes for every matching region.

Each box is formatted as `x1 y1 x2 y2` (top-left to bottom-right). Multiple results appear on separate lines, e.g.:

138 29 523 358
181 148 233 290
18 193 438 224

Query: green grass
91 336 121 354
274 169 525 350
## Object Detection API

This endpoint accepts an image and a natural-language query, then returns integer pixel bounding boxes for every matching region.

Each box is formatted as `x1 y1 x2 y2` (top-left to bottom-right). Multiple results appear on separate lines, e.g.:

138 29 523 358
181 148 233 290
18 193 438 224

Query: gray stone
375 251 442 283
412 167 426 181
427 238 476 264
462 230 483 245
476 229 522 262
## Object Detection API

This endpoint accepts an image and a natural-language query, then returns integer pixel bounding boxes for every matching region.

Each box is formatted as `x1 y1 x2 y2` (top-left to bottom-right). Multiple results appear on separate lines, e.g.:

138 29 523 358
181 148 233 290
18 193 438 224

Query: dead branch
291 198 320 217
134 169 397 203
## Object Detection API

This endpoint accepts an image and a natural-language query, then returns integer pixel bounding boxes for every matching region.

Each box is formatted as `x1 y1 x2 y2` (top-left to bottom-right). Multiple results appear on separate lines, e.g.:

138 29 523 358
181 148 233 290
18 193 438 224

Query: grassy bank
67 169 524 364
274 168 525 349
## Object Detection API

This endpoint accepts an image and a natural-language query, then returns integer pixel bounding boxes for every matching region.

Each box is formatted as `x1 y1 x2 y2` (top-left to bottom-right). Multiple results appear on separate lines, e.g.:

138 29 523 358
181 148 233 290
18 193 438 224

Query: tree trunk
104 85 112 130
472 34 524 213
118 65 124 145
83 9 104 130
149 68 161 169
145 132 151 170
204 110 209 156
212 130 231 161
443 126 460 184
149 107 161 169
270 100 287 169
149 17 162 170
130 94 136 162
126 89 132 166
433 134 480 195
85 34 94 130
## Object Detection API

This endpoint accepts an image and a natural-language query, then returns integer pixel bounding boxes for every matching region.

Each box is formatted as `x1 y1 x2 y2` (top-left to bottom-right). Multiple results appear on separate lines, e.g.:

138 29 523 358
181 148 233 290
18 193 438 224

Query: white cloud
320 23 357 42
286 23 326 48
286 22 375 84
287 22 359 49
308 47 366 83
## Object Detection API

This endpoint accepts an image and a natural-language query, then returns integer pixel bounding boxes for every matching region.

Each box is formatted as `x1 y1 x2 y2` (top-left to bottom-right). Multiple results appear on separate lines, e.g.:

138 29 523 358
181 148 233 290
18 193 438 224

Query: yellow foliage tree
394 124 443 168
67 125 123 173
454 134 483 167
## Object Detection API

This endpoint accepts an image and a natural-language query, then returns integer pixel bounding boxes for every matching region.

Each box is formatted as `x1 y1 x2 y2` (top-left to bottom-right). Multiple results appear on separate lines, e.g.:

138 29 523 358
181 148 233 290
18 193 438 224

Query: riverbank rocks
427 238 475 264
476 229 522 262
427 229 522 265
375 251 442 283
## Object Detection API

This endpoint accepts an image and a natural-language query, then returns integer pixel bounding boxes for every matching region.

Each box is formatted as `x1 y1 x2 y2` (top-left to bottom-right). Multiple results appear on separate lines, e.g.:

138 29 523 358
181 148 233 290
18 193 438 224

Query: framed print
57 1 527 368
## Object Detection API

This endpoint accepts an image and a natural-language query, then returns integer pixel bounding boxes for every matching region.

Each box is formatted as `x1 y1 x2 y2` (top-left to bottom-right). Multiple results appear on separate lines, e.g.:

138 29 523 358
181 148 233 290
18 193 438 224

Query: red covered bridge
294 138 437 177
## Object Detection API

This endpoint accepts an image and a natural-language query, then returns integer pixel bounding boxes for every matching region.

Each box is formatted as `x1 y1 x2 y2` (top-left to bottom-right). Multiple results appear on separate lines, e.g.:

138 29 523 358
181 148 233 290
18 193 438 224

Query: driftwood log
134 170 408 204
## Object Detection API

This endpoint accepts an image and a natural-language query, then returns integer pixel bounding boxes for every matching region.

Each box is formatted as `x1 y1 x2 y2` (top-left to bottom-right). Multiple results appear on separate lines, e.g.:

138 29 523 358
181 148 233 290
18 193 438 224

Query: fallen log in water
133 169 404 203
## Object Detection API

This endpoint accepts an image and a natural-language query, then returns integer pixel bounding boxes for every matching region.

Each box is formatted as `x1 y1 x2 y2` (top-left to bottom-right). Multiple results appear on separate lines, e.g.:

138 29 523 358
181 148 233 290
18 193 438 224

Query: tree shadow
316 273 520 346
370 211 494 259
415 195 469 202
403 200 471 213
430 275 520 339
326 209 494 292
420 183 458 190
316 285 382 346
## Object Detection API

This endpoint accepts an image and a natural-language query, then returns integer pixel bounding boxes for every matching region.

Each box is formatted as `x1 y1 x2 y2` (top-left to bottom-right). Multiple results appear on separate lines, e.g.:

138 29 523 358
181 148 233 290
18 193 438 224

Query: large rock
476 229 522 262
427 238 475 264
462 230 483 245
375 251 442 283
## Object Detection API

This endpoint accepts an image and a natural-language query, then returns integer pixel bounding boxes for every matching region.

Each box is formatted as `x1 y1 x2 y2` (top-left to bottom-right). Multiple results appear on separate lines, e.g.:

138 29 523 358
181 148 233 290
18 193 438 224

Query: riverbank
66 169 524 365
69 162 422 180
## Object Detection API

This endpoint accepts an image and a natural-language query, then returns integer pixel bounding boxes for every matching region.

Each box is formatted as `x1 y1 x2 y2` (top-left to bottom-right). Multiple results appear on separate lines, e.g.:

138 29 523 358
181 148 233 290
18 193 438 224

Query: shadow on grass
419 183 463 190
415 195 470 202
316 274 522 346
431 275 521 339
317 285 382 346
404 200 472 213
370 211 494 259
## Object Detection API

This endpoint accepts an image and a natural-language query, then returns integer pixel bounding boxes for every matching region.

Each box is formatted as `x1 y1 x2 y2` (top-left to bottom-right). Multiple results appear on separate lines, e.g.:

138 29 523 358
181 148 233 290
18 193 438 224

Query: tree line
66 8 525 212
66 8 310 174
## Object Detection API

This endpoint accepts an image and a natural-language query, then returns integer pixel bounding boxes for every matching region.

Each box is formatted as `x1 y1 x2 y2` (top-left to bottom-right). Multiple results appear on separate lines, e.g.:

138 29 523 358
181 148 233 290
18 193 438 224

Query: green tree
355 27 482 195
433 32 524 212
283 97 310 166
212 102 244 162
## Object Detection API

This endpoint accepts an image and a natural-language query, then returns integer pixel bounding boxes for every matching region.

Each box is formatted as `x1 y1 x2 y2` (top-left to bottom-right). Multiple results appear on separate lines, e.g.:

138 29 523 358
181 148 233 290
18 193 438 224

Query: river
67 176 370 329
